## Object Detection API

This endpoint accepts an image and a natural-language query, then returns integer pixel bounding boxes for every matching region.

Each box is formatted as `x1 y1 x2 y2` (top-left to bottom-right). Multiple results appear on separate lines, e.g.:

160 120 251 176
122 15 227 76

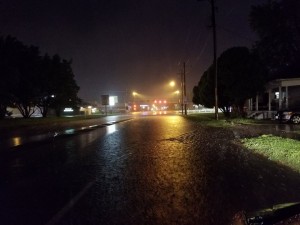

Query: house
247 77 300 119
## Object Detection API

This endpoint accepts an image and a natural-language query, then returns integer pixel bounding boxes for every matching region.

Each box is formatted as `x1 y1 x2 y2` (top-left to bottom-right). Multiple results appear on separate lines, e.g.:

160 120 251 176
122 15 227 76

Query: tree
0 36 38 118
193 47 267 117
193 65 231 116
47 55 81 117
193 70 214 108
12 45 42 118
36 54 60 117
218 47 267 116
249 0 300 78
0 36 20 118
0 35 81 118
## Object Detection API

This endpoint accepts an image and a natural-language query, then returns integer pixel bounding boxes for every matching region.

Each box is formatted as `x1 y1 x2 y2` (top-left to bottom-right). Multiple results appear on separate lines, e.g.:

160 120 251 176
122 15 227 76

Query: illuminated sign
109 96 118 106
63 108 74 112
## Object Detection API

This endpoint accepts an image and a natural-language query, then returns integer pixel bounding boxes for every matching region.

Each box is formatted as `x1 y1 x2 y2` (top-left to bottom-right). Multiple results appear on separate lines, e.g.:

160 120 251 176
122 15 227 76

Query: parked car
275 108 300 124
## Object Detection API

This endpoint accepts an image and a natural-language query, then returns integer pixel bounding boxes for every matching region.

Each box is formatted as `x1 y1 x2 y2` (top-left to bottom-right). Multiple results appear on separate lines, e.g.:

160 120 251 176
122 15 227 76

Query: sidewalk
1 115 133 150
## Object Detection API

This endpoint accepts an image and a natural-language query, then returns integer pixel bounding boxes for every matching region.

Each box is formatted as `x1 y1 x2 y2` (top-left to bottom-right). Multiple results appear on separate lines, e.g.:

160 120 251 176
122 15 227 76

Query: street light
132 91 138 105
131 92 138 111
174 90 180 110
169 81 175 87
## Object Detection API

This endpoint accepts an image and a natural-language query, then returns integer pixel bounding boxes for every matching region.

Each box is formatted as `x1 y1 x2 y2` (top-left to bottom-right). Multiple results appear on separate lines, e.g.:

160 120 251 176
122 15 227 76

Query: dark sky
0 0 266 102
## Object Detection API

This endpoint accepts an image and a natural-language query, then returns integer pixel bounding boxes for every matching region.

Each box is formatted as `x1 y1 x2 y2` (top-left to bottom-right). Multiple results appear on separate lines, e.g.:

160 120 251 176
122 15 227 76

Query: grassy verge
186 113 275 127
241 134 300 172
0 115 106 129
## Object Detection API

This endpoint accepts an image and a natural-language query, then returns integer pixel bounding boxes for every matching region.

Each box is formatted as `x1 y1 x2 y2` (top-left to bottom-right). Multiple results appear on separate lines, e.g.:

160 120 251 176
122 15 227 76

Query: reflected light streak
106 124 117 134
64 129 75 134
12 137 22 147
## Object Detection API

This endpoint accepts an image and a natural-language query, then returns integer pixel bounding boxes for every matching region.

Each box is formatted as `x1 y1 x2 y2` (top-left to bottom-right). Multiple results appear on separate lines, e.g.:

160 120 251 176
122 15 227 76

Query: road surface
1 114 300 225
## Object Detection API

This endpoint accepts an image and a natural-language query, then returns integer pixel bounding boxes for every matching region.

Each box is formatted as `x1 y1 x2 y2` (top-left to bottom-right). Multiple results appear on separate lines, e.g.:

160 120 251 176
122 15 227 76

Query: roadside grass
187 113 300 172
186 113 275 127
241 134 300 172
0 115 106 129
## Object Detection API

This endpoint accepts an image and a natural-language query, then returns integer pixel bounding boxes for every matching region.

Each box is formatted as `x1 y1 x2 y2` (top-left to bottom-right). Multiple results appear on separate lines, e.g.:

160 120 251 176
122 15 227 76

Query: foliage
0 115 105 130
193 70 214 107
218 47 267 115
13 45 42 118
249 0 300 77
193 47 268 117
186 113 231 127
186 113 274 127
0 36 23 118
241 134 300 172
0 35 80 118
193 65 232 116
38 54 81 117
0 36 42 118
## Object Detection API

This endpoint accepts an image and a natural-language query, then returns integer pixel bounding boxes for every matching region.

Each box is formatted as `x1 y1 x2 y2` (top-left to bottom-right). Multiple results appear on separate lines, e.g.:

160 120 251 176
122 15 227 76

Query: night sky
0 0 266 102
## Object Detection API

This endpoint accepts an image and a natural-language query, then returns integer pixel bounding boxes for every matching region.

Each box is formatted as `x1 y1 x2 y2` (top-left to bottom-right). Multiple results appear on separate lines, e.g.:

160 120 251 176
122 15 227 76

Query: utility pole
183 62 187 115
198 0 218 120
180 62 187 115
181 67 184 115
211 0 218 120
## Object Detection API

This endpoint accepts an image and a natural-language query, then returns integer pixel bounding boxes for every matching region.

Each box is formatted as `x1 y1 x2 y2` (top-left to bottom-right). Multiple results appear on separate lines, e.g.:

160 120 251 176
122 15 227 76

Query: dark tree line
193 47 267 117
193 0 299 117
0 35 80 119
250 0 300 79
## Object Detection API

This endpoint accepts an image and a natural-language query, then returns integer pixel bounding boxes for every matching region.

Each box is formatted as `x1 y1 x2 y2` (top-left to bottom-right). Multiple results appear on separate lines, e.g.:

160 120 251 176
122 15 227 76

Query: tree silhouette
0 35 81 118
193 47 267 117
0 36 18 118
250 0 300 78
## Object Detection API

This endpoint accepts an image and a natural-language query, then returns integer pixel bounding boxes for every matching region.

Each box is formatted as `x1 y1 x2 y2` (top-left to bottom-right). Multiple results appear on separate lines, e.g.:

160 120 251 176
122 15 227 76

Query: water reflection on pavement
1 115 300 225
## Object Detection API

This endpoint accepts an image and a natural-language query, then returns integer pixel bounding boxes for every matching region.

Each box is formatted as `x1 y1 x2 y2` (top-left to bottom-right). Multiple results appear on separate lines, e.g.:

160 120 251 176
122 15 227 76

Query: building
248 78 300 119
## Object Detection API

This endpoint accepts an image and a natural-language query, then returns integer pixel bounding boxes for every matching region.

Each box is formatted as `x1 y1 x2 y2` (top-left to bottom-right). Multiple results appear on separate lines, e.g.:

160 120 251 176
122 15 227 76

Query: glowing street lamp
169 81 175 87
132 91 138 105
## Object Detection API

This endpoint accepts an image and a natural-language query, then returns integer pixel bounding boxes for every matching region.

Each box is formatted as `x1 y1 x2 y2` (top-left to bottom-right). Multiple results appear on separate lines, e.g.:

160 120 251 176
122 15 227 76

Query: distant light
51 95 55 98
109 96 118 106
12 137 21 147
64 108 74 112
88 106 92 109
169 81 175 87
163 100 167 103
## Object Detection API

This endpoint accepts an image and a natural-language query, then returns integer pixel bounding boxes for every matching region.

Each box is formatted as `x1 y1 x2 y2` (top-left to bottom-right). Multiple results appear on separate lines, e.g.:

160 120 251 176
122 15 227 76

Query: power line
218 26 256 42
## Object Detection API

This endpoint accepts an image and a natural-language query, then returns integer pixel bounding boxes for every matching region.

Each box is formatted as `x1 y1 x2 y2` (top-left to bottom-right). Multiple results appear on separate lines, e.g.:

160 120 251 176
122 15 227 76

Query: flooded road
1 115 300 225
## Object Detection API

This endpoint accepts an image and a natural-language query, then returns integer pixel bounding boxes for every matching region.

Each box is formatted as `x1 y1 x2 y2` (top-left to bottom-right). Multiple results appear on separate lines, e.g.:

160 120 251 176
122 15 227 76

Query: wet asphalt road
1 115 300 225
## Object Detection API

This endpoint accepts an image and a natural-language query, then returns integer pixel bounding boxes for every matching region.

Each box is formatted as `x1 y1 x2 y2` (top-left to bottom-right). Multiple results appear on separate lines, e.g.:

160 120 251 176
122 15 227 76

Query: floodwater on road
1 115 300 225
